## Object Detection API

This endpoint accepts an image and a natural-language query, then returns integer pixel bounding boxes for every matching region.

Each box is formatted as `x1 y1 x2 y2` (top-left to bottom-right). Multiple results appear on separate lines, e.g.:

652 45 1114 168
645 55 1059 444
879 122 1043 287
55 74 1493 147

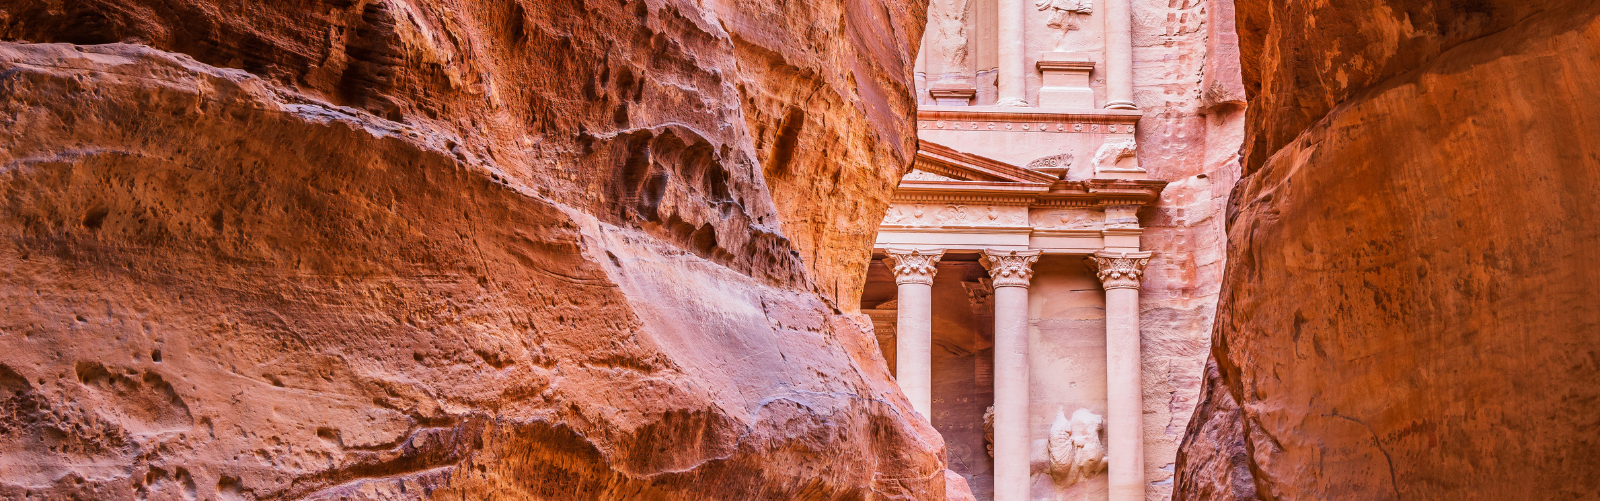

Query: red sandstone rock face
1176 0 1600 499
0 1 946 499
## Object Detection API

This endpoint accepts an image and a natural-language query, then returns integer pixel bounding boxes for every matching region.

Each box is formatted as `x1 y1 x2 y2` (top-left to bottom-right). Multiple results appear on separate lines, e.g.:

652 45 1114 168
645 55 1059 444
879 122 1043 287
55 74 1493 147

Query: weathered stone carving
962 279 994 314
1103 204 1140 229
980 249 1042 288
1032 208 1104 230
927 0 972 80
982 405 996 457
1036 0 1093 32
882 203 1029 227
902 169 962 182
1047 408 1108 487
1086 251 1153 290
1093 138 1145 175
886 248 946 285
1025 152 1074 170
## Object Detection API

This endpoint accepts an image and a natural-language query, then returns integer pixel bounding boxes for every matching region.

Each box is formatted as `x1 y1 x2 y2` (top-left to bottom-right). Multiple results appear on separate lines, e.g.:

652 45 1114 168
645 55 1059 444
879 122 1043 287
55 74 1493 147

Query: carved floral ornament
885 248 946 285
980 249 1042 288
1085 251 1153 290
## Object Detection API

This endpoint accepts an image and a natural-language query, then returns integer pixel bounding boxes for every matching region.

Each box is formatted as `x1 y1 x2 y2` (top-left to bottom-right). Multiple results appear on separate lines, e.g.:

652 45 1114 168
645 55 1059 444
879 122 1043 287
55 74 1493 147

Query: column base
1104 100 1139 110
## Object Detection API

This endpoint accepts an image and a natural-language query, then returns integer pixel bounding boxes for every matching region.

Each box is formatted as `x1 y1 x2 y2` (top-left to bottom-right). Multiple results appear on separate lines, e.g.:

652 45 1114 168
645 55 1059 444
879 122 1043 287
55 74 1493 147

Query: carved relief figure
1046 407 1108 487
982 405 996 457
1093 138 1143 173
927 0 971 81
1036 0 1093 33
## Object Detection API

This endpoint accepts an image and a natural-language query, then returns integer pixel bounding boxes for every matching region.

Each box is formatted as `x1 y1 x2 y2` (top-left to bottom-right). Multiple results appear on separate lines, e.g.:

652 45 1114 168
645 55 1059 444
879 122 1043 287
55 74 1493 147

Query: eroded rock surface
0 0 945 499
1176 0 1600 499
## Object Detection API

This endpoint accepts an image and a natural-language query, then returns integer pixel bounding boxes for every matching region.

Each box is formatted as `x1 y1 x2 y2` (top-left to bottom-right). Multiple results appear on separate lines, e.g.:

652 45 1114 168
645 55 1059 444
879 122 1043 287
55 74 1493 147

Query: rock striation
0 0 951 499
1176 0 1600 499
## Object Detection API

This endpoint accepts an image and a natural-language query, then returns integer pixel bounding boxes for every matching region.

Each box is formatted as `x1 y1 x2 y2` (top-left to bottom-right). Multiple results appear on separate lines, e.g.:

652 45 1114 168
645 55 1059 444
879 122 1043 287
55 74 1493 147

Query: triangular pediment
911 140 1058 184
902 169 961 182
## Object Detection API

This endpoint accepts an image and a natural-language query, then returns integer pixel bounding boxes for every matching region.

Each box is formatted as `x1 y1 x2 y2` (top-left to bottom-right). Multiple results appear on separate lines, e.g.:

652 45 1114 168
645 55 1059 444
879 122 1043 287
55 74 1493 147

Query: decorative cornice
916 140 1059 183
980 249 1043 288
1086 251 1152 290
885 248 946 285
929 87 977 99
1036 59 1096 72
918 106 1141 134
891 178 1169 208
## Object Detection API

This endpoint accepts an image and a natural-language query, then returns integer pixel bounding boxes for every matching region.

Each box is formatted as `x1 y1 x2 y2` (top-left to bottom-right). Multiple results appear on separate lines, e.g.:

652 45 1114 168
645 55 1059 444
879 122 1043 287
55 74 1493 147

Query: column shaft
997 0 1028 106
981 249 1040 501
1103 0 1137 109
992 285 1030 501
1089 251 1152 501
896 281 934 417
885 248 944 420
1105 286 1143 501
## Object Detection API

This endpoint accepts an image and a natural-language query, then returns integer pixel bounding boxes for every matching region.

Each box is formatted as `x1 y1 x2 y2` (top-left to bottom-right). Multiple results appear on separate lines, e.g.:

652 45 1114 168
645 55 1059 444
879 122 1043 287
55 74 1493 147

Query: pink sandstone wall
0 0 958 499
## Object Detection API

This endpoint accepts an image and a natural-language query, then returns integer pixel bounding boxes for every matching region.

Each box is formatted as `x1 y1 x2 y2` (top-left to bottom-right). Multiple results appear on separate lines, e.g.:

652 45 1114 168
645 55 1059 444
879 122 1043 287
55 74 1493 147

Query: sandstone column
1088 251 1153 501
1103 0 1137 109
996 0 1028 106
981 249 1041 501
885 248 945 418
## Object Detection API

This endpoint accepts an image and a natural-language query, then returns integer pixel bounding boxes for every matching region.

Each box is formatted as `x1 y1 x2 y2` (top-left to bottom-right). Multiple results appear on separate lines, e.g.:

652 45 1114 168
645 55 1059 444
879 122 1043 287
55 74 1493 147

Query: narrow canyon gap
1176 0 1600 499
0 0 952 499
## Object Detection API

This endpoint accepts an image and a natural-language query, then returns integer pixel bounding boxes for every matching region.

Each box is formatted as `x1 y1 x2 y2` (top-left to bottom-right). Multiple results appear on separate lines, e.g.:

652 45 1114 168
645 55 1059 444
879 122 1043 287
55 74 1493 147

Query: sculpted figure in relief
982 405 995 457
927 0 971 79
1036 0 1093 32
1047 407 1108 487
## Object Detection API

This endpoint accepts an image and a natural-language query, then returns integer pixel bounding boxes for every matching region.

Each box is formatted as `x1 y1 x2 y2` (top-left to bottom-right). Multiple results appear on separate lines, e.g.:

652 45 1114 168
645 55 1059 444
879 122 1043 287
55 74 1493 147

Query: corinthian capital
1086 251 1153 290
885 248 946 285
980 249 1042 288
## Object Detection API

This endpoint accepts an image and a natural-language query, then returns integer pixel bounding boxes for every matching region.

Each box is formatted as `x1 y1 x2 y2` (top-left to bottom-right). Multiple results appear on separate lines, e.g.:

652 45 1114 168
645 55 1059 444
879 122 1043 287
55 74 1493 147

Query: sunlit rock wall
0 0 949 499
1126 0 1246 496
1175 0 1600 499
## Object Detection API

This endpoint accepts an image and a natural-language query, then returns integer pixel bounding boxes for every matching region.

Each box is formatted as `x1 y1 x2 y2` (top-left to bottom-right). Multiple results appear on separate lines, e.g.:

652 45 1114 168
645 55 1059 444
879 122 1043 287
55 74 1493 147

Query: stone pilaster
1087 250 1151 501
997 0 1029 106
1102 0 1137 109
885 248 945 419
981 249 1041 501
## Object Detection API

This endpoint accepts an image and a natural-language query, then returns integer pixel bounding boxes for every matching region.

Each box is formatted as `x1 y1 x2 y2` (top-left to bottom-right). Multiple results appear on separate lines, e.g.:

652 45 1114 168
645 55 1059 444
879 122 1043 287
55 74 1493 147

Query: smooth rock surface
1176 0 1600 499
0 0 946 499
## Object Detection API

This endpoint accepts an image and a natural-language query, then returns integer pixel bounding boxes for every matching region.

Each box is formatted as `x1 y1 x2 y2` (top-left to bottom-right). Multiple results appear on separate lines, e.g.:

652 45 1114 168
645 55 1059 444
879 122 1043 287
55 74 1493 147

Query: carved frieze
1030 208 1104 230
901 169 961 182
1086 251 1152 290
882 203 1029 228
980 249 1042 288
885 248 946 285
1103 204 1140 229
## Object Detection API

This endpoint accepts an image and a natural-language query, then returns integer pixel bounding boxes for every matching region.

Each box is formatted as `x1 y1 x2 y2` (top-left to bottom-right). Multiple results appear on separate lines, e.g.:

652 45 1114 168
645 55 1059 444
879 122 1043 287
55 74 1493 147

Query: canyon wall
0 0 951 499
1176 0 1600 499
